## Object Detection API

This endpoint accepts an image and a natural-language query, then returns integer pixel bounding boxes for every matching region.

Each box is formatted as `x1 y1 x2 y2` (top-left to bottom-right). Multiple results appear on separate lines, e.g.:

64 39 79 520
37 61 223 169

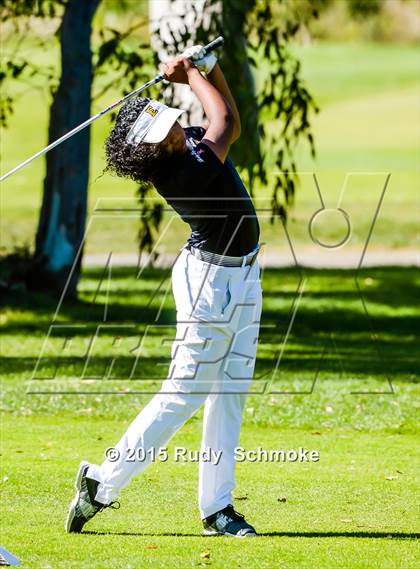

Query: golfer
66 46 262 538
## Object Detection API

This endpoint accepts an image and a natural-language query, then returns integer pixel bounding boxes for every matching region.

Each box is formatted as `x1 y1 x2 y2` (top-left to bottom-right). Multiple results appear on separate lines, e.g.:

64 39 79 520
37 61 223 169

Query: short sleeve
184 126 206 142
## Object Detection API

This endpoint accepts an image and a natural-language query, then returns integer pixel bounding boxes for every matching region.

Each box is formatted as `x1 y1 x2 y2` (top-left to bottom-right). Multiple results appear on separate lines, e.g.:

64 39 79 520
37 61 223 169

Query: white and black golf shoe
202 504 257 538
65 460 119 533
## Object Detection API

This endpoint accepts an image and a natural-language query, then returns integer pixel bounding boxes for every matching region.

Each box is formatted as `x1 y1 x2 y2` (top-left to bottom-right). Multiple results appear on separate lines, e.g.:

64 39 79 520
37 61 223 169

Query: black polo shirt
154 127 260 257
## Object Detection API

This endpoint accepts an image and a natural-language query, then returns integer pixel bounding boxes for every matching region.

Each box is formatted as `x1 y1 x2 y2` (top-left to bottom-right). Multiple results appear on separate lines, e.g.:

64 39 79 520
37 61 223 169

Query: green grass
291 42 420 107
1 266 419 568
1 416 419 569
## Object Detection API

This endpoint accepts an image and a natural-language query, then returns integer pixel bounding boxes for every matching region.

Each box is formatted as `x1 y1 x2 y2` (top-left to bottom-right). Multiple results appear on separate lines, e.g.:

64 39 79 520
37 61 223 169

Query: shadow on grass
3 266 418 327
82 530 420 539
2 266 419 380
259 531 420 539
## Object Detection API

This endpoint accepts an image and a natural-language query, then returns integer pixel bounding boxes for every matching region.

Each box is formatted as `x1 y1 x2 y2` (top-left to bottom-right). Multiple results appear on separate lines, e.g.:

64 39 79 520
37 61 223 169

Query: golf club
0 36 224 183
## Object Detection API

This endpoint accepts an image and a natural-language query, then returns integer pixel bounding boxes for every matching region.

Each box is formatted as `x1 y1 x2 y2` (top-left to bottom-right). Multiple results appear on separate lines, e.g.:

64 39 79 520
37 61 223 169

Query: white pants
88 246 263 518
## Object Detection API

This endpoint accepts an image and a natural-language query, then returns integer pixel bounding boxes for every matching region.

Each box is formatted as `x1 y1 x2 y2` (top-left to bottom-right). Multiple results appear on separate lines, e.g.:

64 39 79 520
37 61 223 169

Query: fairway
1 416 419 569
1 266 419 568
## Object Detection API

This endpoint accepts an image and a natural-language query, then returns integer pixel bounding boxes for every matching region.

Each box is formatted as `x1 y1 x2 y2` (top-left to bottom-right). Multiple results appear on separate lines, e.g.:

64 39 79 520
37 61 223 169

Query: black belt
187 245 259 267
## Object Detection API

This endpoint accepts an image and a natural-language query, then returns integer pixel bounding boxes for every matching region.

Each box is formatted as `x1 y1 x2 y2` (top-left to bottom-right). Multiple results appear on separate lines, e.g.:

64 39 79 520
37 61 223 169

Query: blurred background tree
0 0 155 296
1 0 103 296
32 0 101 296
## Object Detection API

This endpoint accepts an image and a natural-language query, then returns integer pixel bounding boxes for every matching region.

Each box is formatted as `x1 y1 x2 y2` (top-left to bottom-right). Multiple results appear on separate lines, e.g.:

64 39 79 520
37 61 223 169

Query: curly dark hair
105 97 179 185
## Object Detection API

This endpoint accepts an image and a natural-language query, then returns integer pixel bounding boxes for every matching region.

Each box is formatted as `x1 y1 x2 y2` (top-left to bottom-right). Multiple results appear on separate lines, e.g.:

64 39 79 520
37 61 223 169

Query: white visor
126 100 185 145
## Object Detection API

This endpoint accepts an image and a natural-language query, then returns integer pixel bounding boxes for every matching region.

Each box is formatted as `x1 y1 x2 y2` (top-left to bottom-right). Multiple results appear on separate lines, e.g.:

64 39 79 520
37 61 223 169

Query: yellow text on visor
126 101 185 146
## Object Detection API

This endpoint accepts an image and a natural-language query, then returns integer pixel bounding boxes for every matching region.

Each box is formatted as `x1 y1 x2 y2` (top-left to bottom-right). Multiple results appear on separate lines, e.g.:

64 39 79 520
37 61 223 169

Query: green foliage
0 1 64 126
92 21 163 263
151 0 319 229
0 88 13 127
136 181 164 263
94 23 154 92
0 0 65 19
346 0 382 19
0 1 153 124
0 243 31 293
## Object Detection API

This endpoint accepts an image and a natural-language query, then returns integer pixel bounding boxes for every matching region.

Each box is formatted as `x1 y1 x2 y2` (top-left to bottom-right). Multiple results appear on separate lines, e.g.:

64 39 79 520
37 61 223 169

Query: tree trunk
149 0 208 125
219 1 261 190
31 0 100 297
149 0 261 191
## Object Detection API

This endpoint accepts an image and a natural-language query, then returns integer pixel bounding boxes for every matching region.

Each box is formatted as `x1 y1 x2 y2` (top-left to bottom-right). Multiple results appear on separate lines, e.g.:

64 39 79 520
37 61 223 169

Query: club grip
202 36 224 55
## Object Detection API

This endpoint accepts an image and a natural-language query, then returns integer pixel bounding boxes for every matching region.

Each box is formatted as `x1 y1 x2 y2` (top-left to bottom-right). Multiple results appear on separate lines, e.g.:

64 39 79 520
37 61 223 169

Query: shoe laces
99 500 120 512
224 504 245 522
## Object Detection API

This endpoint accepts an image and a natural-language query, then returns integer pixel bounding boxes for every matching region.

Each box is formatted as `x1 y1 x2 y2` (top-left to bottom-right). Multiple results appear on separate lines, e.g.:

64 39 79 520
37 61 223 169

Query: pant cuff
86 464 117 505
95 483 118 505
200 499 232 520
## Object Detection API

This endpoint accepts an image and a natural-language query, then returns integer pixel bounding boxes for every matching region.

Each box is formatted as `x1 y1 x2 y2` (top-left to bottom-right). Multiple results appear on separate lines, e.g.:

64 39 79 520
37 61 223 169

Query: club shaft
0 36 224 183
0 74 164 183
